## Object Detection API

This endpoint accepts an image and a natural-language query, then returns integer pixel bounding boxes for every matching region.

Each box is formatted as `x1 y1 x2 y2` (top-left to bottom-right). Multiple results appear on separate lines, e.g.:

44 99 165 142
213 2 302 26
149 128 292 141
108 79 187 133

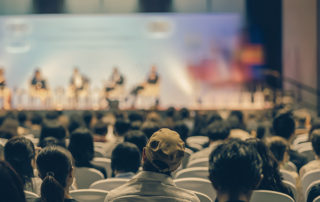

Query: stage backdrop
0 13 256 107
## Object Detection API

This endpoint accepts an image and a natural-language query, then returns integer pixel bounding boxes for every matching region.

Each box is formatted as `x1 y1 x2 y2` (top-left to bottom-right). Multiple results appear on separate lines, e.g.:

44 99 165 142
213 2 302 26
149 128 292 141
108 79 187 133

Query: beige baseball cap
144 128 185 172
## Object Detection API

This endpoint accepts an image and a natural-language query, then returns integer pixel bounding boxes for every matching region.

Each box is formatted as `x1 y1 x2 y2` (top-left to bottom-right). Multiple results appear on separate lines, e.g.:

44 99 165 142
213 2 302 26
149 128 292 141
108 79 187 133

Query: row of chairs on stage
4 83 160 109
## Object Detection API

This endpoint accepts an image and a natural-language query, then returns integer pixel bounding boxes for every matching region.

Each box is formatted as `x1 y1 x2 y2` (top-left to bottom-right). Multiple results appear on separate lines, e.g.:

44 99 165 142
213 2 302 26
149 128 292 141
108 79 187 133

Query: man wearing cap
105 128 200 202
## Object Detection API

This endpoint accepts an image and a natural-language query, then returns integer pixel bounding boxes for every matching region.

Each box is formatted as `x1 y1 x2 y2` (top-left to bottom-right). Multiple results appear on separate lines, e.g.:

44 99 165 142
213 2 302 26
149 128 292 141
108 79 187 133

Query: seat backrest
313 195 320 202
70 189 108 202
286 161 297 172
301 169 320 196
187 158 209 168
186 136 209 146
181 149 192 169
282 180 297 200
74 167 104 189
174 177 216 201
90 178 130 191
280 169 297 185
305 179 320 199
175 167 209 179
94 148 105 158
193 191 213 202
24 190 39 199
91 157 112 178
250 190 294 202
112 195 189 202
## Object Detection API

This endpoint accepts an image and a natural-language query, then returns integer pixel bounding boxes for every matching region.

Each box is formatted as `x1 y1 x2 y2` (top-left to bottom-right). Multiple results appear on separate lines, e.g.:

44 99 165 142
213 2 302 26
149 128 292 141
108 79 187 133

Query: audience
105 128 200 201
209 139 262 202
68 128 107 178
300 129 320 177
39 121 67 148
4 136 42 195
111 142 141 178
32 146 76 202
272 111 308 171
246 138 293 197
124 130 148 154
0 160 26 202
189 120 230 161
0 106 318 202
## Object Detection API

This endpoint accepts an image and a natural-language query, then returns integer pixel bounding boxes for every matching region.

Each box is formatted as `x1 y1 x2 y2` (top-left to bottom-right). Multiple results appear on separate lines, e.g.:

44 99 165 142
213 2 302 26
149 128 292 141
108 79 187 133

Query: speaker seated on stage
0 68 11 109
131 65 160 97
105 67 125 100
30 69 49 100
69 67 89 98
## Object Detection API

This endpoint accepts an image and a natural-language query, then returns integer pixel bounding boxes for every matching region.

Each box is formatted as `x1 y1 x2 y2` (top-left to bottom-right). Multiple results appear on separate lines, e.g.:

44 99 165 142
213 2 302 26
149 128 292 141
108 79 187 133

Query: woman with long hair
35 146 77 202
4 136 41 194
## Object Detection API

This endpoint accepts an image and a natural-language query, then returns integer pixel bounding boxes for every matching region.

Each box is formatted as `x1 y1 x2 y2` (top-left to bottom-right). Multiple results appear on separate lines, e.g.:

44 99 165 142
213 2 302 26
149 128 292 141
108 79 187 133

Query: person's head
4 136 35 185
93 121 108 136
31 113 43 125
68 128 94 164
68 114 84 134
39 136 61 148
142 128 185 175
0 118 18 138
246 138 283 191
45 111 59 120
141 121 161 139
173 122 189 142
82 111 93 128
17 111 28 125
36 146 73 202
268 136 289 163
206 121 230 142
0 161 26 202
128 112 144 123
272 112 295 140
40 121 66 147
165 107 176 118
111 142 141 176
310 129 320 158
178 108 190 120
114 120 131 136
124 130 148 154
207 112 223 125
209 139 262 201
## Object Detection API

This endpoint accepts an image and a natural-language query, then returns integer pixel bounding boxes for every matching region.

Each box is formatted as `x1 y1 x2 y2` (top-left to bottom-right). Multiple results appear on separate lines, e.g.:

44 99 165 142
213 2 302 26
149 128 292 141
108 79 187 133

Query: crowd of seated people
0 105 319 201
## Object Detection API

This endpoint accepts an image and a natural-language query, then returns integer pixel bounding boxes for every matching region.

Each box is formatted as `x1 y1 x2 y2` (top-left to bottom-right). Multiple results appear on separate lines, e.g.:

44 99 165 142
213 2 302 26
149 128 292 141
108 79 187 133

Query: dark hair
309 119 320 140
307 183 320 202
82 111 93 128
165 107 176 118
93 121 108 136
141 121 160 139
39 136 60 148
0 161 26 202
36 146 73 202
311 129 320 157
206 121 230 141
246 138 292 196
111 142 141 176
272 112 295 140
31 113 43 125
256 125 266 139
209 139 262 197
173 122 189 142
207 112 222 125
268 136 289 162
17 111 27 125
68 114 84 134
128 112 144 122
39 121 66 147
68 128 94 164
45 111 59 120
179 108 190 119
124 130 148 154
114 120 131 136
4 137 35 186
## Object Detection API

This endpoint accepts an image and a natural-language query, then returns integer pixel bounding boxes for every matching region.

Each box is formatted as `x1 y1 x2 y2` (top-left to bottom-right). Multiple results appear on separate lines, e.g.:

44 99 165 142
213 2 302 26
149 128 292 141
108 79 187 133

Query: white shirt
105 171 200 202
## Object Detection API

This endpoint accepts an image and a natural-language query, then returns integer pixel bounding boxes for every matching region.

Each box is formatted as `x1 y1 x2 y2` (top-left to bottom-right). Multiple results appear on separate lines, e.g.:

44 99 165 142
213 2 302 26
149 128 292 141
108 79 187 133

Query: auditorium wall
282 0 318 108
